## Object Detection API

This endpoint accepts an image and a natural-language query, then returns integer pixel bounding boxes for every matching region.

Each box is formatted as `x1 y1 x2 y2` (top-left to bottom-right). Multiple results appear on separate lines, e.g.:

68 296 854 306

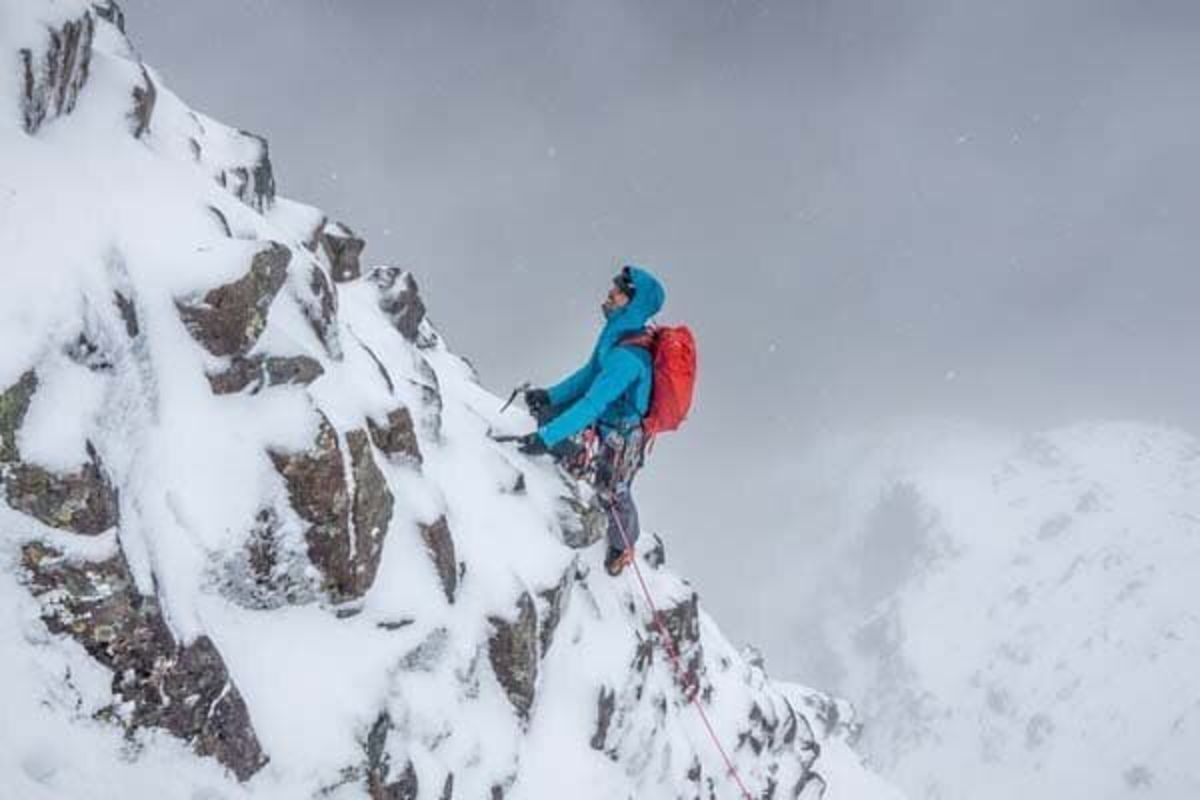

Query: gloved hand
524 388 551 423
518 432 549 456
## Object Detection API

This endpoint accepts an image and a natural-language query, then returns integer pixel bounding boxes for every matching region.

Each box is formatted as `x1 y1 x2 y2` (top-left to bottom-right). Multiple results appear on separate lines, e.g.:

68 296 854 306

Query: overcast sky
123 0 1200 682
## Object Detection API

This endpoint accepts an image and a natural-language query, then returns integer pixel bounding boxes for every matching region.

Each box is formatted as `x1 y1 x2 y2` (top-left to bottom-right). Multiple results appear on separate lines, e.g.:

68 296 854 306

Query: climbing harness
609 511 756 800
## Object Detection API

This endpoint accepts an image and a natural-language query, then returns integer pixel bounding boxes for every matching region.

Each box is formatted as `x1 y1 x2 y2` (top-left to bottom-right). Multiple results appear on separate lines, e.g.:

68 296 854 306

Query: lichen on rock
21 541 267 781
177 242 290 357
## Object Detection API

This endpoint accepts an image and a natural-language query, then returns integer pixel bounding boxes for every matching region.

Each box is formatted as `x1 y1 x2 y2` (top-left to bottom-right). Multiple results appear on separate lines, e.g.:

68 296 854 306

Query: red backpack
621 326 697 436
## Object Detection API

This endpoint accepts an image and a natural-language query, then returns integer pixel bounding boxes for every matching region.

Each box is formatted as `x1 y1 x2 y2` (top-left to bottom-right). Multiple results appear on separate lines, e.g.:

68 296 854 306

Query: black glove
524 388 552 423
518 432 549 456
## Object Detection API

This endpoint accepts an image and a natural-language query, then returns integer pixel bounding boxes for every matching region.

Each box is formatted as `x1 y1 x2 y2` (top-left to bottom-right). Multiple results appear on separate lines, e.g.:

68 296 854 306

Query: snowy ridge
806 421 1200 800
0 3 900 798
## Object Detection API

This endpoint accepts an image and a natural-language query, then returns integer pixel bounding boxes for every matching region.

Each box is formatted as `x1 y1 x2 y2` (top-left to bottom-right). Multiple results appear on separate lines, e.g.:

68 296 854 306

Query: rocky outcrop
206 353 324 395
363 713 419 800
20 10 95 134
557 484 607 549
655 592 704 695
128 64 156 138
92 1 126 32
347 429 395 593
21 541 267 780
268 417 393 604
5 441 119 535
418 516 457 604
113 290 139 338
536 567 573 657
590 686 616 752
0 370 38 463
177 243 290 357
488 592 539 721
1 372 118 534
214 131 276 213
368 407 422 464
370 268 428 345
321 222 366 283
297 262 342 359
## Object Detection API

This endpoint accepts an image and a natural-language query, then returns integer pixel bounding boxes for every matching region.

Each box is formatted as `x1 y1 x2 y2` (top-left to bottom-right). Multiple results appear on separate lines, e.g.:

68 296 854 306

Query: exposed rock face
370 268 428 345
363 713 420 800
557 485 606 549
368 407 422 464
0 370 38 463
20 10 95 134
536 567 573 657
268 417 393 604
655 592 704 694
21 541 267 780
92 1 126 32
321 222 366 283
214 131 276 213
488 592 539 721
347 429 395 593
206 353 324 395
1 373 118 534
419 516 457 604
128 64 156 138
5 441 119 535
590 686 616 751
177 243 290 357
213 507 317 610
298 262 342 359
113 290 139 338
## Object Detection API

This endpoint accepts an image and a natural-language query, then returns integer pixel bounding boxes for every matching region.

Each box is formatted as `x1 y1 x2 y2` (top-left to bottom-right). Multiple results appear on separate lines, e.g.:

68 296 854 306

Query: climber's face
602 284 631 318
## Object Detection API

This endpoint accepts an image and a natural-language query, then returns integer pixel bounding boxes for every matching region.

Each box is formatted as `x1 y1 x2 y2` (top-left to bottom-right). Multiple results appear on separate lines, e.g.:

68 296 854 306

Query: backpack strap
618 327 656 350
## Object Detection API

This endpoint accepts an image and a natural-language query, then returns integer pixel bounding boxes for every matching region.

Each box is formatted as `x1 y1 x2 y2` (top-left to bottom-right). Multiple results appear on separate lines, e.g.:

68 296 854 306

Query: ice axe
499 381 532 414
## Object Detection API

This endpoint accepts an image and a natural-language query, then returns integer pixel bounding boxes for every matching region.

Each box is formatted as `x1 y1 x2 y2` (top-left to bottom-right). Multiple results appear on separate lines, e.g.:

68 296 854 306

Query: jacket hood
595 265 665 356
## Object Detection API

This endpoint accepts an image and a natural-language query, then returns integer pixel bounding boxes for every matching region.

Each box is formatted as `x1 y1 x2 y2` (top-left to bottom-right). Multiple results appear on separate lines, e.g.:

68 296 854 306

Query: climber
517 265 666 577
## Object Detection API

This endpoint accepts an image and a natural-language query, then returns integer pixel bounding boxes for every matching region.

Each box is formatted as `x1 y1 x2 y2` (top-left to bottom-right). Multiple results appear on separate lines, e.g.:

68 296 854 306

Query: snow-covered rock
0 2 901 798
807 422 1200 799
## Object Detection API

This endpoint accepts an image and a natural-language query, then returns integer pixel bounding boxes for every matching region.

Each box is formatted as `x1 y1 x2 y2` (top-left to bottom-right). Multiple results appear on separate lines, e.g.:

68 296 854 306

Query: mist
122 0 1200 688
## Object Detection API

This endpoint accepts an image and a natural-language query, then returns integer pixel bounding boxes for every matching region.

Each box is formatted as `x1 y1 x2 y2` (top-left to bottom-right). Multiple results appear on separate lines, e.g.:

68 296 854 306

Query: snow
803 421 1200 800
0 2 900 798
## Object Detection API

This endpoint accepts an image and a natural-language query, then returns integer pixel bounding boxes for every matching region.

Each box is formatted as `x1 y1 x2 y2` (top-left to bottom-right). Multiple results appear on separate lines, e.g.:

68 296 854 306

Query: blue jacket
539 266 665 447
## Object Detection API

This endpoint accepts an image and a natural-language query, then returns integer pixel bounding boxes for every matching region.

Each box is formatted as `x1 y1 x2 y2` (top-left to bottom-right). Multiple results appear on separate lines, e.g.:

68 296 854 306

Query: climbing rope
610 512 756 800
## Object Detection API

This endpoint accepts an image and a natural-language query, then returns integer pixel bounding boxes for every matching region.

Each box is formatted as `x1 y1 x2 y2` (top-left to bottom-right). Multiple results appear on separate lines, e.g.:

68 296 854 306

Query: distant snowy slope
0 2 901 798
805 422 1200 800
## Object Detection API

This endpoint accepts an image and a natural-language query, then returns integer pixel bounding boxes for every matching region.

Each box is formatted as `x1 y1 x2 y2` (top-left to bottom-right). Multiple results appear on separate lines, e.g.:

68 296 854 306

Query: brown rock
21 11 95 134
21 541 267 780
298 262 342 359
347 428 394 594
207 354 324 395
0 370 38 463
370 268 427 344
418 516 457 604
321 222 366 282
367 407 422 464
536 567 572 657
269 417 392 603
5 442 119 535
487 592 539 721
177 243 290 357
213 131 276 213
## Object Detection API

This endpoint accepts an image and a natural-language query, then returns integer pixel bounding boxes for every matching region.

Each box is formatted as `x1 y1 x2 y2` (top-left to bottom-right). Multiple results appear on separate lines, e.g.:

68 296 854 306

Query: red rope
610 513 756 800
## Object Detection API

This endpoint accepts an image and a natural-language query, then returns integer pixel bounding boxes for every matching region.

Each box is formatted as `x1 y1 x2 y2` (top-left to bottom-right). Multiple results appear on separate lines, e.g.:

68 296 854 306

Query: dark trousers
594 427 645 551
